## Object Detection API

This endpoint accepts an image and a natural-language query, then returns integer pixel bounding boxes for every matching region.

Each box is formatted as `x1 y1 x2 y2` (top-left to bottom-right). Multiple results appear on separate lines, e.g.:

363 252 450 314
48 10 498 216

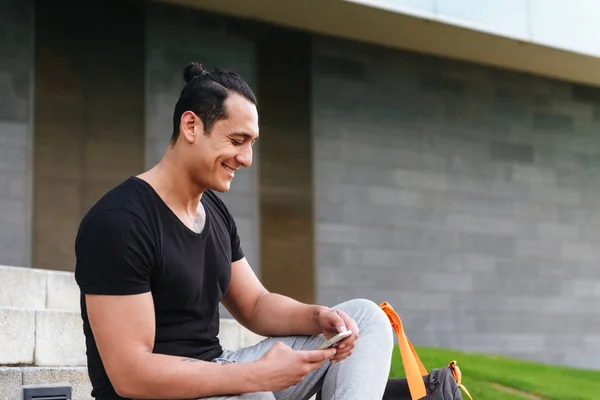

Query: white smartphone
316 330 353 350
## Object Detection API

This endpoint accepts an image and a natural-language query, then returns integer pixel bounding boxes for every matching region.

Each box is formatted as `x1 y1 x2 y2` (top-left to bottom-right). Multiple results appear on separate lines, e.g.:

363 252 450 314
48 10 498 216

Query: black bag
379 302 472 400
382 362 467 399
316 365 464 400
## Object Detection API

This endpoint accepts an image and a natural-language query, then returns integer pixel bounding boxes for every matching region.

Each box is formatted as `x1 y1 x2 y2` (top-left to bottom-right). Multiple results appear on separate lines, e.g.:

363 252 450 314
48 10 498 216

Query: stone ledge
218 318 266 350
0 367 92 400
0 265 46 310
46 270 80 312
218 318 242 350
0 265 79 312
22 367 92 400
0 367 22 400
35 310 86 367
0 308 35 364
1 366 315 400
0 306 264 366
0 308 85 366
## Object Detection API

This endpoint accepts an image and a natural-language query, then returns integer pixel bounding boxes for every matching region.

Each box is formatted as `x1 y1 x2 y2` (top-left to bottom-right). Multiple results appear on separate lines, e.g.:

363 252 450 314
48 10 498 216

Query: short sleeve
229 218 245 263
75 209 156 295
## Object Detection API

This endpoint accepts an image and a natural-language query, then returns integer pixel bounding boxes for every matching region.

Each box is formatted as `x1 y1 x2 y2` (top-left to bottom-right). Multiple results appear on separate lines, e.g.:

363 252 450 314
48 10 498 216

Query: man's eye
231 139 243 146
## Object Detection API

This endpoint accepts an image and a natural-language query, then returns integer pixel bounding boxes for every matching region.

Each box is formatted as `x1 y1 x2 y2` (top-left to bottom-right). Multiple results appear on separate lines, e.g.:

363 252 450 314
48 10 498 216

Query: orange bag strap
380 302 474 400
380 302 427 400
448 361 473 400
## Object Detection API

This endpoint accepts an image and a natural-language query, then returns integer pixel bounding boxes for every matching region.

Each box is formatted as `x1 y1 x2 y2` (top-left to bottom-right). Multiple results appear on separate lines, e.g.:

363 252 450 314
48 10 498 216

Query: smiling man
74 62 393 400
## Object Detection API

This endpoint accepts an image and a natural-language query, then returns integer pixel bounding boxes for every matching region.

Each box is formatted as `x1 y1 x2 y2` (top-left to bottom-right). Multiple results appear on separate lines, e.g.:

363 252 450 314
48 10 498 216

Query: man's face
181 94 259 192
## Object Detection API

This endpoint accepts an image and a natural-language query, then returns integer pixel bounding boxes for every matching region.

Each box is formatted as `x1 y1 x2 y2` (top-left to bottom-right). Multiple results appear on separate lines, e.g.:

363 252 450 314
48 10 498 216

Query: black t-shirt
74 176 244 400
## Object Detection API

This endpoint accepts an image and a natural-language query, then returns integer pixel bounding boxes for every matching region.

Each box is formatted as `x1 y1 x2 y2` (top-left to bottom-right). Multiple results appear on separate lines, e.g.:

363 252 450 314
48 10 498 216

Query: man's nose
235 145 253 168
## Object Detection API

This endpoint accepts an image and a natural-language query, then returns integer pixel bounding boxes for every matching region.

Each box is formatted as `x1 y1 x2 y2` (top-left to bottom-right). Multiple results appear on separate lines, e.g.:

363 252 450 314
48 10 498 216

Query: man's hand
317 308 359 363
255 342 337 392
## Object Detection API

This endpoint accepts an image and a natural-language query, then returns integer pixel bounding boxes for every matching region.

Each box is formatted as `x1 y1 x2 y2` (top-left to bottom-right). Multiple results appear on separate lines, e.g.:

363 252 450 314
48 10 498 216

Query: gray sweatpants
204 298 394 400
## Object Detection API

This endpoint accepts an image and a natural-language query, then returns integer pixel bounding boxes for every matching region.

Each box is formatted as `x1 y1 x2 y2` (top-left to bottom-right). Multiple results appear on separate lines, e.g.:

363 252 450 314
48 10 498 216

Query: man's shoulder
74 177 158 296
77 177 157 238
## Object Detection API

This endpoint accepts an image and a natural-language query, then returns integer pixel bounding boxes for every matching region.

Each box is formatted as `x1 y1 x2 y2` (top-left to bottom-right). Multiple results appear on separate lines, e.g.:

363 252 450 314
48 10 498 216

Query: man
74 62 393 400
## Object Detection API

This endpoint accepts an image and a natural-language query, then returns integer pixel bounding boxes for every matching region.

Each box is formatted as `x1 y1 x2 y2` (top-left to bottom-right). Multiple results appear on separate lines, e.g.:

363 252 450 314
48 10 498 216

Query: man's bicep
222 257 267 325
75 209 155 295
86 293 155 382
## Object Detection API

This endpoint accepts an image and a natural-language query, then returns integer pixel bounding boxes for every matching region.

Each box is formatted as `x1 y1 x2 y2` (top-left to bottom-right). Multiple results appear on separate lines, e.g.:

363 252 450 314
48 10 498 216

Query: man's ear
180 111 204 143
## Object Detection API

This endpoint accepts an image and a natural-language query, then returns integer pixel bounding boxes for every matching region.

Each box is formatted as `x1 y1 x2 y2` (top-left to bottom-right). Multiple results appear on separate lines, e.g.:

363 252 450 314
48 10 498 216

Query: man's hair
171 62 257 144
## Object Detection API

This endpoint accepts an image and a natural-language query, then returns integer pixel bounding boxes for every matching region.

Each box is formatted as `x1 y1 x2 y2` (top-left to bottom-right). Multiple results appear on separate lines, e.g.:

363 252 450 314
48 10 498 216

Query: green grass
389 346 600 400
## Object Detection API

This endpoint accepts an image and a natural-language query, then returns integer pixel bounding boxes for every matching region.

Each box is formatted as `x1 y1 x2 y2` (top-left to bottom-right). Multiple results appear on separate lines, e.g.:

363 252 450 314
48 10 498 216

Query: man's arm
86 292 264 399
222 257 329 337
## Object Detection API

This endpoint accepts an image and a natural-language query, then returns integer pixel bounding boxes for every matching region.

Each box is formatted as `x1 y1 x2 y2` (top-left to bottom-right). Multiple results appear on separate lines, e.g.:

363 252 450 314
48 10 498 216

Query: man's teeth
223 164 235 173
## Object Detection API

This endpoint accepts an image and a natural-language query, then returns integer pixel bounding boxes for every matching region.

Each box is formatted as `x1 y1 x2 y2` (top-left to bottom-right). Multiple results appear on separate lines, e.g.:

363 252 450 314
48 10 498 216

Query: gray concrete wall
32 0 145 272
144 4 261 273
312 35 600 369
0 0 33 268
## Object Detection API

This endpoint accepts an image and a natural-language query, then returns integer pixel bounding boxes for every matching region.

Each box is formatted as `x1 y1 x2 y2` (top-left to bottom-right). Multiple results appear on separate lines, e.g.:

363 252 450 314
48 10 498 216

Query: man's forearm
246 292 328 337
112 352 263 399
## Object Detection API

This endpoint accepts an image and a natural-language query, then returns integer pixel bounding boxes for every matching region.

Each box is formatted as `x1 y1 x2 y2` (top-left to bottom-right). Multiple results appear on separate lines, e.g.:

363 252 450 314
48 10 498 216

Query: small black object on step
23 385 72 400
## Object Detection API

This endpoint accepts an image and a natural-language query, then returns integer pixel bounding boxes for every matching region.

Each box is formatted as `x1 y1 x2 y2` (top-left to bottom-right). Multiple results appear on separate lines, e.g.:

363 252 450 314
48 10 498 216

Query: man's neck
138 156 204 217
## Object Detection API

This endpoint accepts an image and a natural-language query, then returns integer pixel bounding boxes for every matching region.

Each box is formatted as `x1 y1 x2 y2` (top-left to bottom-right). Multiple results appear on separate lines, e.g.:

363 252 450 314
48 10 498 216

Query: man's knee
337 298 380 312
335 298 391 331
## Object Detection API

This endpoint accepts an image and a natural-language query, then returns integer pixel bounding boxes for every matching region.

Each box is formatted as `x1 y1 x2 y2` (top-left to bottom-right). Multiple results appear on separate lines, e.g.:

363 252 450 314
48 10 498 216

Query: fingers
333 336 355 360
337 332 356 349
335 313 359 349
302 348 337 363
323 310 347 333
331 338 354 363
331 348 353 363
337 310 359 335
315 309 360 364
330 311 359 363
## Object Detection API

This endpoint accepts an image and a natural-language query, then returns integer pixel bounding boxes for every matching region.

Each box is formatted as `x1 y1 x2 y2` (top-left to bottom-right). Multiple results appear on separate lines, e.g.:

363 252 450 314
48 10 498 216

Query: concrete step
0 305 263 366
0 366 316 400
219 318 266 350
0 265 79 312
0 367 92 400
0 308 86 367
0 264 269 398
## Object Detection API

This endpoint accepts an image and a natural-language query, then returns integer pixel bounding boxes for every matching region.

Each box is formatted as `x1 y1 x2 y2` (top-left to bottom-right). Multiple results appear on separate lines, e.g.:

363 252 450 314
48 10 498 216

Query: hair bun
183 62 208 83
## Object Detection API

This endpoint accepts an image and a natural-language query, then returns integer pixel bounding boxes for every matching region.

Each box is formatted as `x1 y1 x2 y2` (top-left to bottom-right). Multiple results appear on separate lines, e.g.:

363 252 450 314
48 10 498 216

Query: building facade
2 0 600 369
